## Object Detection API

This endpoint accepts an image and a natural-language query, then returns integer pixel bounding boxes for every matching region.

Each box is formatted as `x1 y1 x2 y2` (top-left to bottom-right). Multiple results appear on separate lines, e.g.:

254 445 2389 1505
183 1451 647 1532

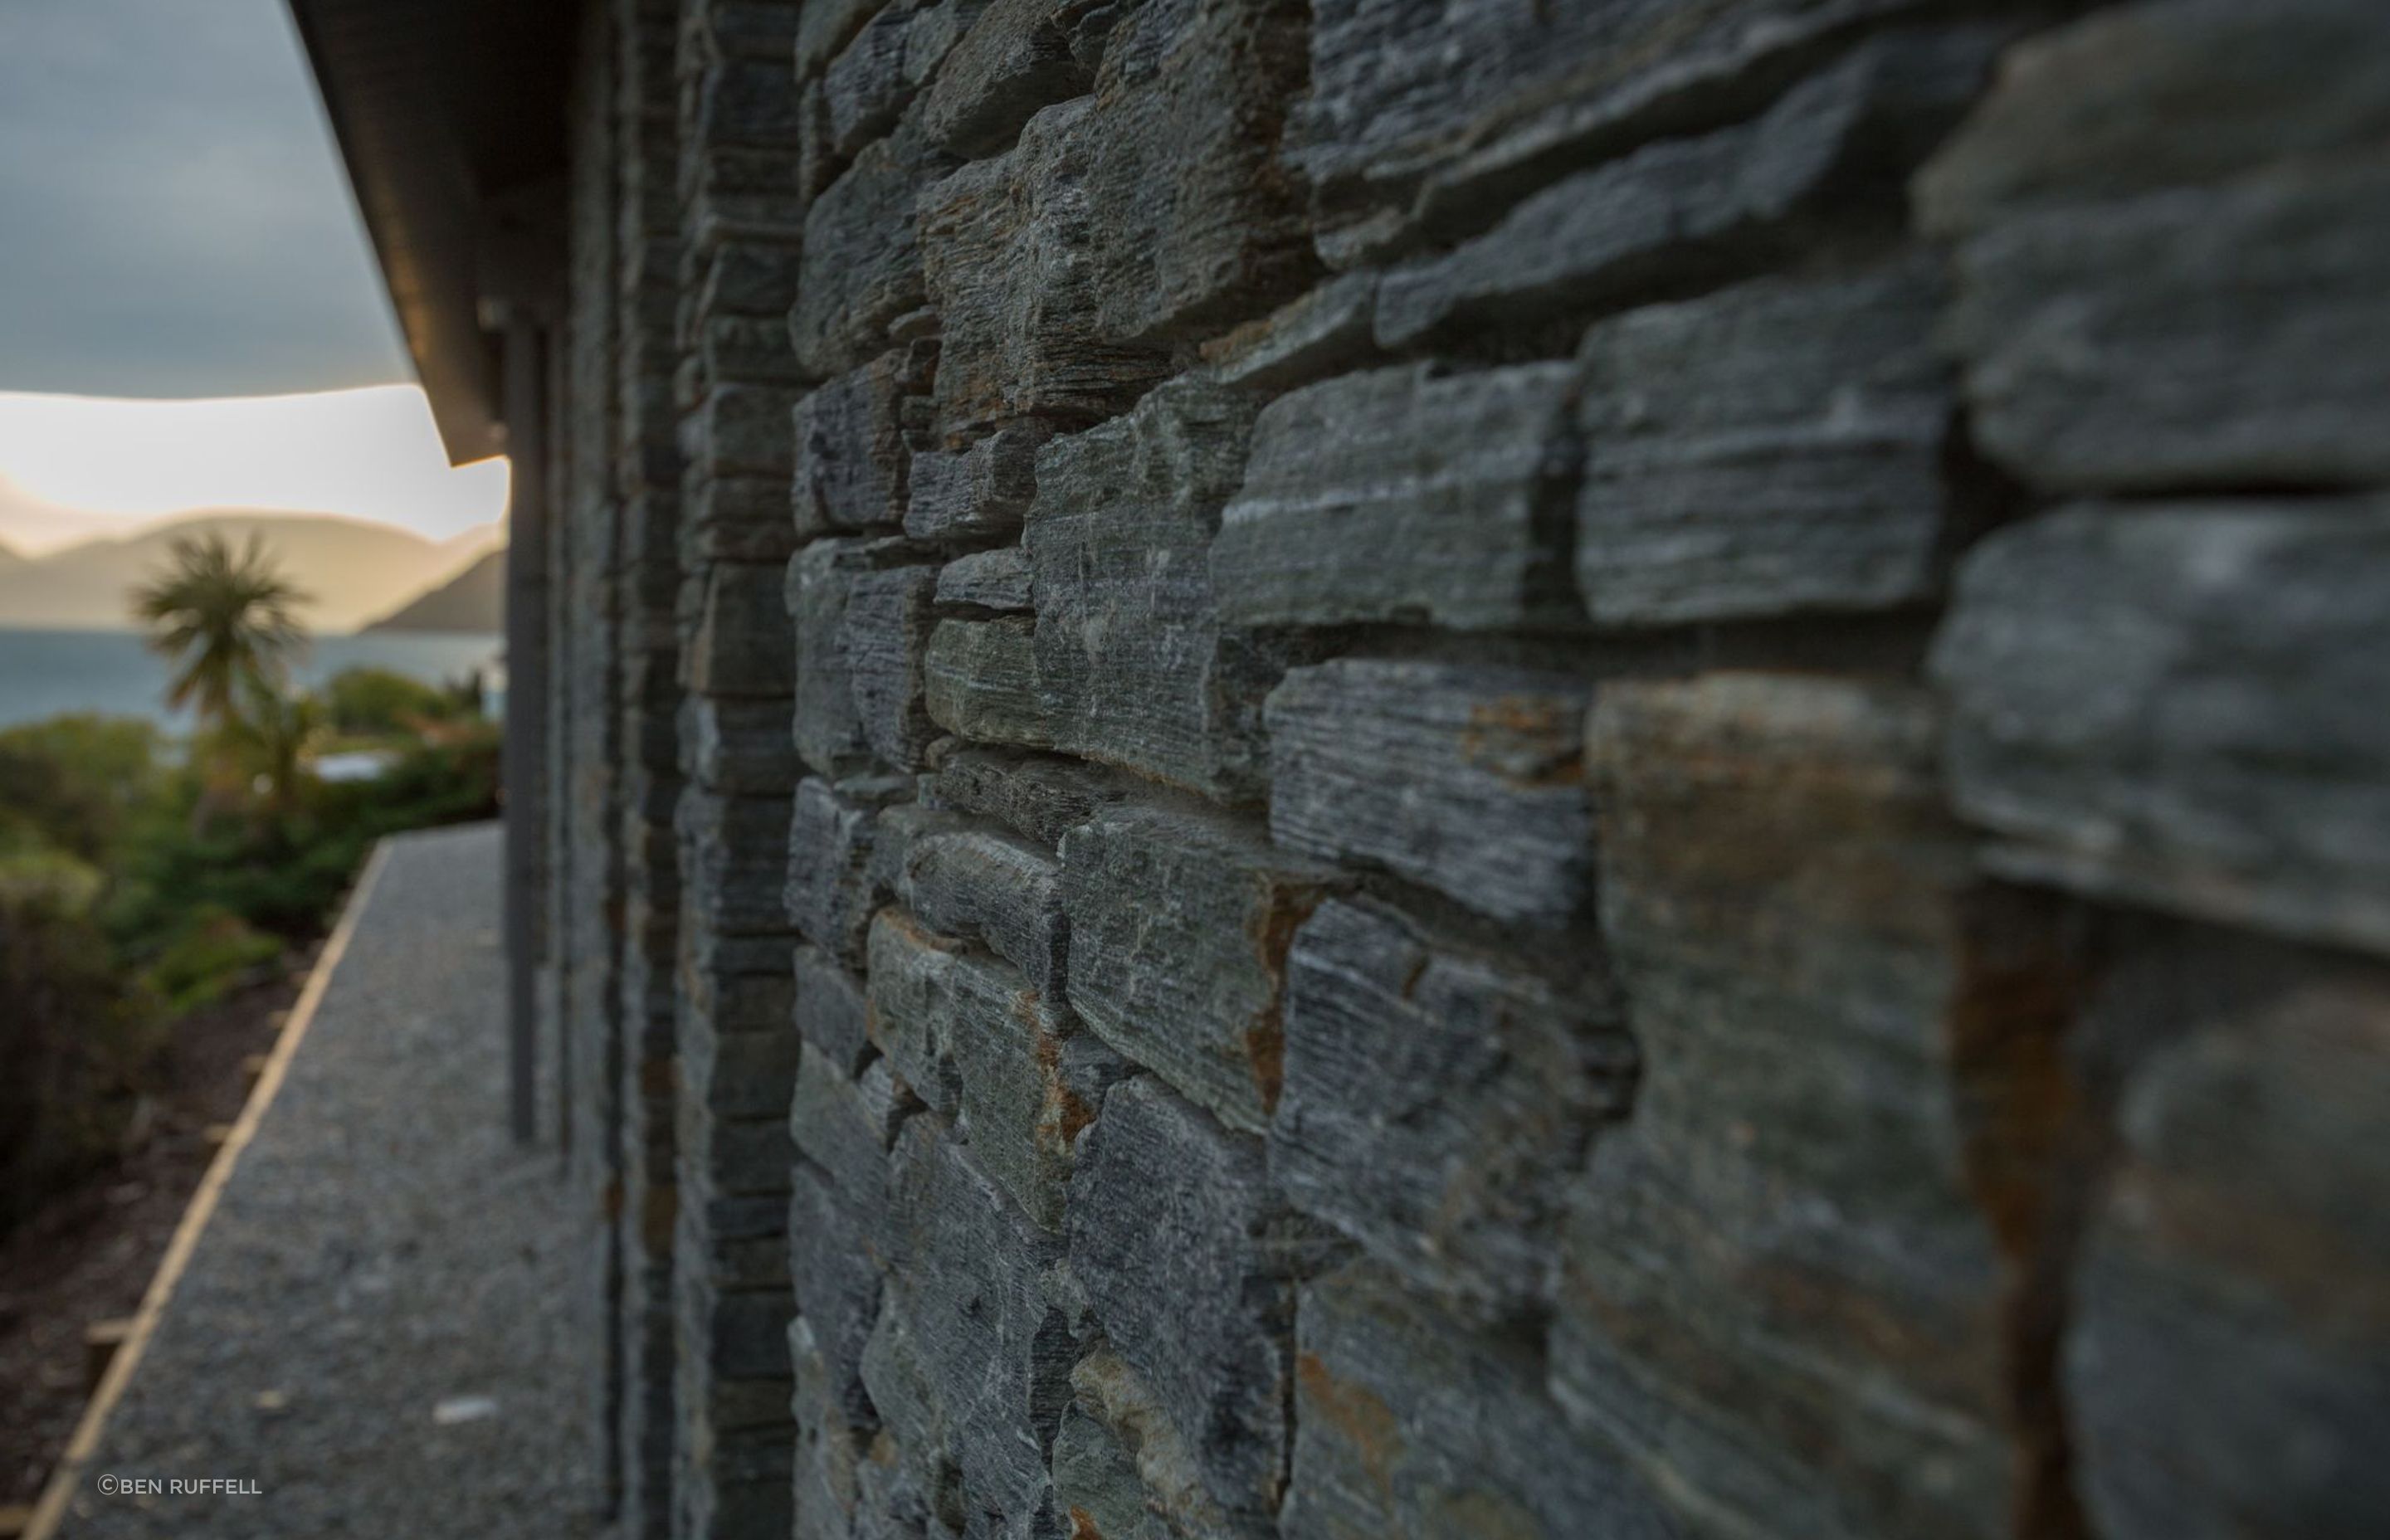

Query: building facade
294 2 2390 1538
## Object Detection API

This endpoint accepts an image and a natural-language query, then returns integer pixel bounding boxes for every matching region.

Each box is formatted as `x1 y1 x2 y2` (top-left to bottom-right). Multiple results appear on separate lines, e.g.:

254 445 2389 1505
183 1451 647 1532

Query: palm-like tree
129 533 310 731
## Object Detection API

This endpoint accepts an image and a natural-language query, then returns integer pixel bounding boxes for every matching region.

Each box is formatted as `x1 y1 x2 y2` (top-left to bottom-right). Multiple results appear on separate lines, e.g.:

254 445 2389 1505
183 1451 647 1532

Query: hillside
362 548 504 633
0 513 502 634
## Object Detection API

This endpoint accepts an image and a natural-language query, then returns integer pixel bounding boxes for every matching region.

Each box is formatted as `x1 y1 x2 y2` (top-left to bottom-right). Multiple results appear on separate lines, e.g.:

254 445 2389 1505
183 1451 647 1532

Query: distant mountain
363 548 504 633
0 512 505 634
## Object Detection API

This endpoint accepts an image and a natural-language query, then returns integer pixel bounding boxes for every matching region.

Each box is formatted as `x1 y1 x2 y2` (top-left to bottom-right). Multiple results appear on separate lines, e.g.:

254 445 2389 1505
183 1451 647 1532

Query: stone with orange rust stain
1272 898 1634 1323
1264 658 1593 926
1070 1079 1344 1528
1285 1263 1673 1540
1061 804 1343 1133
1554 672 2016 1540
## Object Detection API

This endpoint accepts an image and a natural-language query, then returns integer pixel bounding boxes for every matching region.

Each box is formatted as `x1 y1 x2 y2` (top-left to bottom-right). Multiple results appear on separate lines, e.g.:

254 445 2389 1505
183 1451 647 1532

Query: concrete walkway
54 824 607 1538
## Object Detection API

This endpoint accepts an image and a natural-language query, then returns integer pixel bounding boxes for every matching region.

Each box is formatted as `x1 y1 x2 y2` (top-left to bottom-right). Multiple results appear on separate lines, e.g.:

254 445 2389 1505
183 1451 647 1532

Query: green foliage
0 672 500 1236
0 860 164 1231
142 905 286 1015
0 714 163 863
322 665 458 736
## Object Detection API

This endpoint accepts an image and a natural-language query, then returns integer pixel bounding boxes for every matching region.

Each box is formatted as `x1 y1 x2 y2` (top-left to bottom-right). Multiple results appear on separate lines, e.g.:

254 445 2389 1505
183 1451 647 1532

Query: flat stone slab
56 825 607 1539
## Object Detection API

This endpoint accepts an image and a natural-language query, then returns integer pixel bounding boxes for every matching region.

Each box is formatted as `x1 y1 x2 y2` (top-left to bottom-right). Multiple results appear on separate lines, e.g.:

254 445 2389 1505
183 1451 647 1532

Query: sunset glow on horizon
0 385 509 557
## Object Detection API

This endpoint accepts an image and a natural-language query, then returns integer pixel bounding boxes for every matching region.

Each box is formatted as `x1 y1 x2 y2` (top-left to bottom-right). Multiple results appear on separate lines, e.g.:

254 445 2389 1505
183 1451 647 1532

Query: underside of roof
287 0 579 465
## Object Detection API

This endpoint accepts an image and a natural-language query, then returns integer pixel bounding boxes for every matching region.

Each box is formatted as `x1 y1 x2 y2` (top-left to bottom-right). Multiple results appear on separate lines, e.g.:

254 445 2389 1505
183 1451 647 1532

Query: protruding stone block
1272 900 1632 1320
1931 500 2390 958
793 348 931 539
932 545 1032 612
794 943 875 1075
1061 805 1341 1133
906 429 1039 543
685 559 796 698
1285 1264 1675 1540
788 776 903 966
923 745 1126 850
1070 1079 1333 1524
1575 257 1954 625
1555 672 2012 1540
924 617 1050 749
1030 378 1291 800
793 122 949 378
1213 362 1583 631
682 787 799 938
900 821 1068 994
843 564 943 771
1373 27 2002 350
1265 659 1593 926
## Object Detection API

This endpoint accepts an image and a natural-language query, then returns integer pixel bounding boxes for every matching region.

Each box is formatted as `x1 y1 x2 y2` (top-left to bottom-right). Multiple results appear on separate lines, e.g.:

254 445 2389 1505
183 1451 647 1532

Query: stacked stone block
671 3 810 1536
535 1 2390 1537
614 0 691 1533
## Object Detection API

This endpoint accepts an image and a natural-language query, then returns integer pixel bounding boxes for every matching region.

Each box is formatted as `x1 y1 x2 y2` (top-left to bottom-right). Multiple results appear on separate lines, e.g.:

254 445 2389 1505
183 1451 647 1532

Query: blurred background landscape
0 2 515 1503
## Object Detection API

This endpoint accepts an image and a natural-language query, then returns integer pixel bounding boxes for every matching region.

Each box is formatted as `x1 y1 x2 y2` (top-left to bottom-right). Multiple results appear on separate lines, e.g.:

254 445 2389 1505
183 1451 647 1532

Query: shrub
142 905 287 1015
321 665 458 737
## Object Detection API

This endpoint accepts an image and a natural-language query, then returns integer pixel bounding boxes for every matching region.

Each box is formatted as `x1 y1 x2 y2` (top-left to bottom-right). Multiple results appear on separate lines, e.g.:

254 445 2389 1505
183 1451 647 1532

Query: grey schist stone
1061 805 1342 1135
1913 2 2390 490
1061 1349 1260 1540
790 535 918 777
865 909 969 1117
685 475 799 563
1558 673 2012 1540
900 820 1070 994
690 694 802 794
793 119 951 378
1271 899 1633 1322
920 0 1096 159
2061 930 2390 1540
1265 659 1594 927
919 106 1173 440
856 1305 959 1526
681 382 808 480
1069 1078 1335 1525
1290 0 1936 265
933 545 1033 612
946 948 1124 1231
693 239 807 320
1931 500 2390 958
881 1119 1075 1521
1285 1265 1675 1540
1212 362 1583 632
788 1161 885 1429
790 1045 897 1232
793 943 875 1075
924 745 1128 850
797 0 885 80
680 1006 802 1123
1200 272 1381 393
793 348 932 539
1029 378 1289 800
681 787 800 938
693 55 809 149
1575 256 1953 626
843 564 943 771
925 617 1051 749
685 560 796 698
788 775 901 966
1373 27 2003 351
906 430 1040 543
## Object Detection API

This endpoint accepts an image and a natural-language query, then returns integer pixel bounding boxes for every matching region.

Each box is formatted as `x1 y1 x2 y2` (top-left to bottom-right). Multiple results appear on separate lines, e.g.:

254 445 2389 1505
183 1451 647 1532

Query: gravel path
56 824 607 1539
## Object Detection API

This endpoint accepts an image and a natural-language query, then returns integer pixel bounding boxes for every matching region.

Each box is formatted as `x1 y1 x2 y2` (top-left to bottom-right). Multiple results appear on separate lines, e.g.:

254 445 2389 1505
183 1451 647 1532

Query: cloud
0 0 411 398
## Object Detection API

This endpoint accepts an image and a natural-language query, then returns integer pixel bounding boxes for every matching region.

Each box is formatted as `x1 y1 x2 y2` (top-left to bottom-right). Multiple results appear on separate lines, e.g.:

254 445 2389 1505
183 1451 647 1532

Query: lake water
0 628 505 732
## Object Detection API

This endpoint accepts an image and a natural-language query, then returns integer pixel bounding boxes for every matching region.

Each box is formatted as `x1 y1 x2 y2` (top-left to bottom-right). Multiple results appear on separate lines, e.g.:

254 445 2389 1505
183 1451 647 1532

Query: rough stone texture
1285 1264 1675 1540
512 7 2390 1538
2064 927 2390 1540
1373 26 2004 351
1917 0 2390 490
1271 899 1633 1322
1264 659 1595 926
1061 806 1341 1135
1558 673 2012 1540
924 616 1049 749
1029 378 1295 800
792 348 934 539
1933 500 2390 958
1070 1078 1335 1525
1213 361 1583 632
1575 256 1955 625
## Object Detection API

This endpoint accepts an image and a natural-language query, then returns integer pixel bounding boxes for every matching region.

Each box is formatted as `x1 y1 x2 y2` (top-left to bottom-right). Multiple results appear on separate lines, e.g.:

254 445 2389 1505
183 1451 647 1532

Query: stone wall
536 2 2390 1538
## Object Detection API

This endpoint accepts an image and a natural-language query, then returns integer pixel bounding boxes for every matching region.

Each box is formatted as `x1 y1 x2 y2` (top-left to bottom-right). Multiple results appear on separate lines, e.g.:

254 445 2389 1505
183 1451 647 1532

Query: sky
0 0 505 557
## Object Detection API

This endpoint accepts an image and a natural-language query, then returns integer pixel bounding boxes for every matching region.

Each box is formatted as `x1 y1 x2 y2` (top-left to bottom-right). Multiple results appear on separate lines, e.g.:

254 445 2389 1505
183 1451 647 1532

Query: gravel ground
56 824 608 1539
